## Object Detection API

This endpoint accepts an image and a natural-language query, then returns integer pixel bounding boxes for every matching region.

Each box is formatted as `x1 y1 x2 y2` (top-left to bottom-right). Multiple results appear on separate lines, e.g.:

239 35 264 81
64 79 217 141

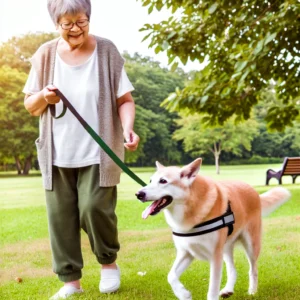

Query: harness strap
49 88 147 187
172 202 235 237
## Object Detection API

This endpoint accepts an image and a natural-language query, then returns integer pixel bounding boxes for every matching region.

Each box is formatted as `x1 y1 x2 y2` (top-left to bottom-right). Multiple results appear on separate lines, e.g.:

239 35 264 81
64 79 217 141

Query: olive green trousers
45 164 119 282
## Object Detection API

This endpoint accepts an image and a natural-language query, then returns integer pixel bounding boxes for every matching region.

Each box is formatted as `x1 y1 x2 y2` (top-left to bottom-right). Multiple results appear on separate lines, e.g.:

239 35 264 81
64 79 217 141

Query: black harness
172 202 235 237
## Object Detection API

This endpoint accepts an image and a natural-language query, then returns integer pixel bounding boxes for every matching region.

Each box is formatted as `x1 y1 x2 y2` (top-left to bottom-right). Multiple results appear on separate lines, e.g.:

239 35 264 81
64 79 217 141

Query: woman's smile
68 33 83 38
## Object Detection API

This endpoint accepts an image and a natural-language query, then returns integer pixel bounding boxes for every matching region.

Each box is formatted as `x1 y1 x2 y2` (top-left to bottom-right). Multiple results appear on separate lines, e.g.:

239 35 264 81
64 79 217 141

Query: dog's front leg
168 249 194 300
207 250 223 300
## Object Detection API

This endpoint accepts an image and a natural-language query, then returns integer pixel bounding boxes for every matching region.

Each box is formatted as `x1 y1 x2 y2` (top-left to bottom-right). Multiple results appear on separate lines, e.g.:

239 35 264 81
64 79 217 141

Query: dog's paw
248 288 257 295
174 288 192 300
219 288 234 298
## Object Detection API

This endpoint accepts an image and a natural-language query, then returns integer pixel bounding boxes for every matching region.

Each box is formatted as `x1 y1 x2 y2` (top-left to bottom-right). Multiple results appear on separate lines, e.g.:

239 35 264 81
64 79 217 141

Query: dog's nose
135 191 146 201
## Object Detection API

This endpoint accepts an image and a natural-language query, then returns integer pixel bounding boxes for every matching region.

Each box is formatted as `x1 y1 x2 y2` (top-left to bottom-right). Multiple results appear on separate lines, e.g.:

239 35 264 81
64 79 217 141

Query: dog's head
135 158 202 219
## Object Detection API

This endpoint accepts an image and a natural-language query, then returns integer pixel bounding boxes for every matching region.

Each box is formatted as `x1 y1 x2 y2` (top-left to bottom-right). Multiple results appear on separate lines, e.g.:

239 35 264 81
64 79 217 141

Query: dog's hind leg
241 227 261 295
219 242 236 298
168 249 194 300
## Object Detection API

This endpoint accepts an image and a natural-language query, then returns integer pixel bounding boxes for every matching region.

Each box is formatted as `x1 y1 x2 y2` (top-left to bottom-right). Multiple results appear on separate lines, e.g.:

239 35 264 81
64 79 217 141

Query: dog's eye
159 178 167 184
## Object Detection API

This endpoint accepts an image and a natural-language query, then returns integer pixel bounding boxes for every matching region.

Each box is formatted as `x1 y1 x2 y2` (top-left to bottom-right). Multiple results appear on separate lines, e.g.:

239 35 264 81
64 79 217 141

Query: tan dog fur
136 158 291 300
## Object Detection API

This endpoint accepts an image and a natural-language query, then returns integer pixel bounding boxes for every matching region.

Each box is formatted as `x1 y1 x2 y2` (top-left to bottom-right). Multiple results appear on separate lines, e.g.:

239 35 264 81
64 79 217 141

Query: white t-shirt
23 46 134 168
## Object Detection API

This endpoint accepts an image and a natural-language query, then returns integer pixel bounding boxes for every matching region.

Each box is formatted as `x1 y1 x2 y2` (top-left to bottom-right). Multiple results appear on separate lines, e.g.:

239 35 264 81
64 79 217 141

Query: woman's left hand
124 130 140 151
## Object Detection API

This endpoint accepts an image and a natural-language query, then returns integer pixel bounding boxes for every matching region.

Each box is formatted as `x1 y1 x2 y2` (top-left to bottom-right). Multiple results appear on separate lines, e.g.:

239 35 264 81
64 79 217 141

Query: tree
124 105 158 164
124 52 186 166
0 32 58 73
286 121 300 153
139 0 300 131
0 32 58 174
173 114 259 173
0 66 37 174
250 90 300 158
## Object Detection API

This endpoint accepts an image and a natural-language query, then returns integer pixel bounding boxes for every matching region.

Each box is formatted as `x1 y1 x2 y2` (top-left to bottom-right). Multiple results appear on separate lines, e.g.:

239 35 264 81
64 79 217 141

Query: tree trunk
23 155 32 175
213 142 221 174
15 156 22 175
215 154 220 174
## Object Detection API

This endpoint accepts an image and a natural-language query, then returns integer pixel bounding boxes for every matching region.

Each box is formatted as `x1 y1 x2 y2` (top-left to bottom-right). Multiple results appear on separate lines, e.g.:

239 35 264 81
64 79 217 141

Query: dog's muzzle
135 191 146 202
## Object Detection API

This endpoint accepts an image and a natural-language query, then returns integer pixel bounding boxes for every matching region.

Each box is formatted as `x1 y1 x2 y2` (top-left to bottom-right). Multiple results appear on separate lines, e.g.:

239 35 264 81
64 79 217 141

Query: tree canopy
0 32 58 73
0 33 58 173
124 52 185 165
0 65 35 174
139 0 300 131
174 114 259 173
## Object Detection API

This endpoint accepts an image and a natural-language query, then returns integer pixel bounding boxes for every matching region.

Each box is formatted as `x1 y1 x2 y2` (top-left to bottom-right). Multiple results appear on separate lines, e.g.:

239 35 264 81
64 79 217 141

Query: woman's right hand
43 85 60 104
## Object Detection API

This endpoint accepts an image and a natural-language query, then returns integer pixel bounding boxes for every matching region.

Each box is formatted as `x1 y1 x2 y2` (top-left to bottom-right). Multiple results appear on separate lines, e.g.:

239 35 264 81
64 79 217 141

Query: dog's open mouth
142 196 173 219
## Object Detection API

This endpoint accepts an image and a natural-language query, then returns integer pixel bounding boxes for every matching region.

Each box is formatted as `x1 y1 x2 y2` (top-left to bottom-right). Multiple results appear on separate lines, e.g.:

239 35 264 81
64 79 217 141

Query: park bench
266 157 300 185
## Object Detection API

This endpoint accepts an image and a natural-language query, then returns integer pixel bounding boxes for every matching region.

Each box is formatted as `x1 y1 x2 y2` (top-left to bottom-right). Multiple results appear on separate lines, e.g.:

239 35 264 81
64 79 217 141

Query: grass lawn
0 164 299 299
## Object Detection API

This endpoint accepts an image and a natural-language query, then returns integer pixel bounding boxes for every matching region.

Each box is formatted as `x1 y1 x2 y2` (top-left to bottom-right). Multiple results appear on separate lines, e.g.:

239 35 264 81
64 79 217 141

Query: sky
0 0 202 71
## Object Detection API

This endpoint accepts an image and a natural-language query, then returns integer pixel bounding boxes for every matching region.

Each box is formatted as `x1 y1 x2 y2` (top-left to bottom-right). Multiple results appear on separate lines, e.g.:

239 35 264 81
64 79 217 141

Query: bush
227 155 283 165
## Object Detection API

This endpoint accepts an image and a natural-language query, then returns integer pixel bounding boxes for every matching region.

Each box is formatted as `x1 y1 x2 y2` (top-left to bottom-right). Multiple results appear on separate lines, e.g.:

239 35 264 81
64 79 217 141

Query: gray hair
47 0 91 24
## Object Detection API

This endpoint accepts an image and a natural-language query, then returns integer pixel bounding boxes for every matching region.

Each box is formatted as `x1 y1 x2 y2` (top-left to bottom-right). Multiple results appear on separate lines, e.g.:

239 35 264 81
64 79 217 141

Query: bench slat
283 172 300 175
285 166 300 170
283 158 300 175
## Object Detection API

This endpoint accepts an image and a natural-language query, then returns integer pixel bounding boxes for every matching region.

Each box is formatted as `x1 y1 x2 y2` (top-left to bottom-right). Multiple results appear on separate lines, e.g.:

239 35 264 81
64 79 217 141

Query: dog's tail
259 187 291 217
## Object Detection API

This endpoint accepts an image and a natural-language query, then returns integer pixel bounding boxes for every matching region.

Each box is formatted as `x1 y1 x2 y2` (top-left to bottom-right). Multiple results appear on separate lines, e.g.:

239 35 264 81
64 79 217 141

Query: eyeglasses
59 19 89 30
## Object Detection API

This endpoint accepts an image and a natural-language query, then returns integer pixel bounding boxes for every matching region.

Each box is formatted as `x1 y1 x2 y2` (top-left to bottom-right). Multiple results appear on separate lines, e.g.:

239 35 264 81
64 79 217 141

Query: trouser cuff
97 254 117 265
58 270 82 283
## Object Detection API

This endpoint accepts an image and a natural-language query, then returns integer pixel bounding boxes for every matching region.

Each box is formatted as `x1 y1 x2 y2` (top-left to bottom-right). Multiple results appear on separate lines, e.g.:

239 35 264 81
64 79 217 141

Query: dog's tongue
142 200 160 219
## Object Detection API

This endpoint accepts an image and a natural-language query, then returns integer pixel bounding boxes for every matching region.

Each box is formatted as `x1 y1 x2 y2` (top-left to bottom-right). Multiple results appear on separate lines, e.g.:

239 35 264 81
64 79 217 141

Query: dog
135 158 290 300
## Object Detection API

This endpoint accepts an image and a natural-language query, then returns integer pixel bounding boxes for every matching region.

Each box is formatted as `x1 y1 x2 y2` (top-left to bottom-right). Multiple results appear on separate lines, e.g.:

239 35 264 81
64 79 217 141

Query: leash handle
49 88 147 187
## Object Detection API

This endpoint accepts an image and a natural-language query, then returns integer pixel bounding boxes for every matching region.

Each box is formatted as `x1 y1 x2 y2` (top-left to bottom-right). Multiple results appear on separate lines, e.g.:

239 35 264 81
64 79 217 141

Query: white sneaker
49 285 83 299
99 265 121 293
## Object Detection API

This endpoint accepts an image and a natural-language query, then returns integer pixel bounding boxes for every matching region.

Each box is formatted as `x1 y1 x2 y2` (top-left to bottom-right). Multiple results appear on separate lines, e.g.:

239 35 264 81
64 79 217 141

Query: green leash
49 88 147 187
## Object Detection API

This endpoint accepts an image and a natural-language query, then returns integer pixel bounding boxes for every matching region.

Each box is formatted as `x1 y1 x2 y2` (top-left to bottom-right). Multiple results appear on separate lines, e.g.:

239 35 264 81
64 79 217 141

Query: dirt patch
0 228 172 285
0 239 53 284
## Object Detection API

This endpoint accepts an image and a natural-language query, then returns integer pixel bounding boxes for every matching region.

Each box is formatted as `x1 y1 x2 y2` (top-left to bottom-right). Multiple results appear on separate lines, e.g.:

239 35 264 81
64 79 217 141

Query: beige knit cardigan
30 36 125 190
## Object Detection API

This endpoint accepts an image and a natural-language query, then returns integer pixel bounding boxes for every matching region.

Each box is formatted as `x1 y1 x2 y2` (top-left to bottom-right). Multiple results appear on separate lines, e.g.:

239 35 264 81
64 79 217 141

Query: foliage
125 105 157 163
251 96 300 157
250 123 300 158
0 32 58 73
229 155 283 165
1 31 299 172
174 113 259 172
0 66 37 174
124 52 185 165
0 32 58 174
139 0 300 131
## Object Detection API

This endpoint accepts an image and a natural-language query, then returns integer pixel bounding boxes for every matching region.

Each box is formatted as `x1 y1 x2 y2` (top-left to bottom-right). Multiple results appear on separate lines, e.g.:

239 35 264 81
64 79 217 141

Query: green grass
0 164 300 300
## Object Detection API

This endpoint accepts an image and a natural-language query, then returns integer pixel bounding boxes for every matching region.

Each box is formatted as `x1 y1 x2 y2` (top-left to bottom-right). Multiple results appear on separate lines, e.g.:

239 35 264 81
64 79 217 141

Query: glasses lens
61 23 72 30
60 19 89 30
76 20 89 27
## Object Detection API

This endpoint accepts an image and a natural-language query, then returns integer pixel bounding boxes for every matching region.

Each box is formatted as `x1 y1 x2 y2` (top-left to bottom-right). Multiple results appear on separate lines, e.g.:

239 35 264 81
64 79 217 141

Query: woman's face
57 12 90 48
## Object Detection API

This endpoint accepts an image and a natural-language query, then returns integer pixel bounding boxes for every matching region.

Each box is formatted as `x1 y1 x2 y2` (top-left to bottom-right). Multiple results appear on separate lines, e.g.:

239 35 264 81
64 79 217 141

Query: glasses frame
59 19 89 30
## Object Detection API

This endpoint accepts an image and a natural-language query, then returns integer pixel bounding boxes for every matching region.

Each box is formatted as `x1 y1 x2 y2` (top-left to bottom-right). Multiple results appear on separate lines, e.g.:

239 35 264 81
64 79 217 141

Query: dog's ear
155 161 165 170
180 158 202 184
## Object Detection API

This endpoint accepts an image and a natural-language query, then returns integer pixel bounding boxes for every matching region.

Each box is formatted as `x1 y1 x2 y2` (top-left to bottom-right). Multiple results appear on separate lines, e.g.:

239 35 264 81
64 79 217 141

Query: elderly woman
23 0 139 298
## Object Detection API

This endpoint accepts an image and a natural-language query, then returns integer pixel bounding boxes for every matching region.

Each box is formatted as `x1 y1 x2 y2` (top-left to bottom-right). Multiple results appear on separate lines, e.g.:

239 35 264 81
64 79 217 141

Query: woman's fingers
44 86 60 104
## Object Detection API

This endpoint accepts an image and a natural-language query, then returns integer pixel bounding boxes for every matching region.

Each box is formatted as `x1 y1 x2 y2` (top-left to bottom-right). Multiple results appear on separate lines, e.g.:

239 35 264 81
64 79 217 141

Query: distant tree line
0 33 299 174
